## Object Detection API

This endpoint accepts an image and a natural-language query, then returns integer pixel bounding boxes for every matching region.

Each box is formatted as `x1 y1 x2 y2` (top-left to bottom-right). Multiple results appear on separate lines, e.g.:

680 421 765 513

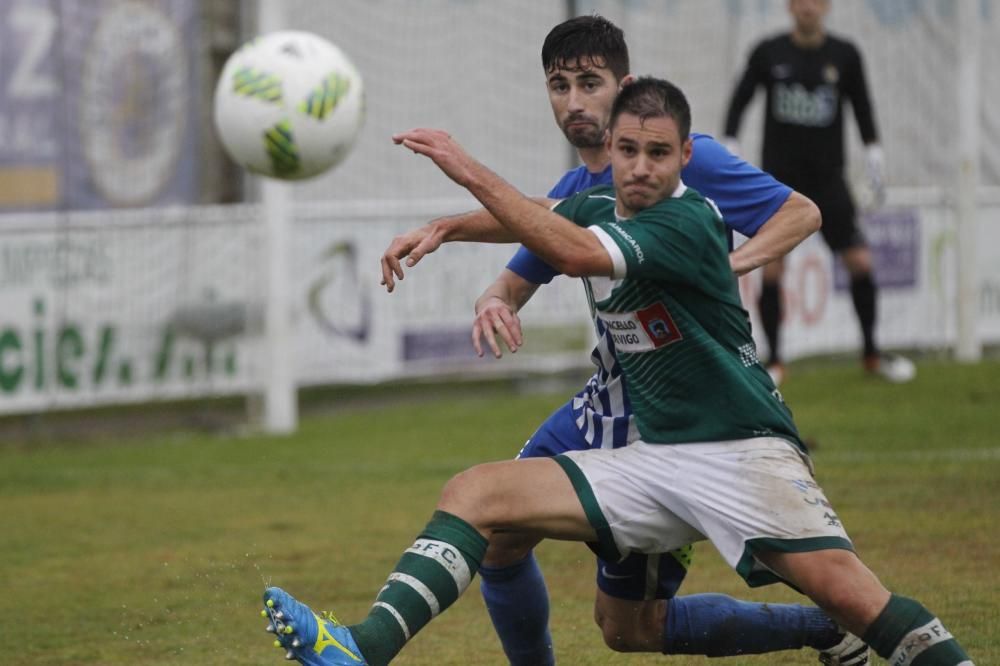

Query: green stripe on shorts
552 454 623 562
738 536 855 588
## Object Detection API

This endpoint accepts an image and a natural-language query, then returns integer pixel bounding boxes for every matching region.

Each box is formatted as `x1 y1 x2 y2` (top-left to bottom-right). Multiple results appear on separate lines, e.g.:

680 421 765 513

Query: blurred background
0 0 997 430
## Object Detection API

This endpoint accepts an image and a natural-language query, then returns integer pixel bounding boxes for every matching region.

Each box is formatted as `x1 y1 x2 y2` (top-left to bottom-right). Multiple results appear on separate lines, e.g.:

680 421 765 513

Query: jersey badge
598 302 682 353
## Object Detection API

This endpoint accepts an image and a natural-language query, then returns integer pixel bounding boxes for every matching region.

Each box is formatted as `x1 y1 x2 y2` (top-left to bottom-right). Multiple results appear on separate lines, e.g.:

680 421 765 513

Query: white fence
1 193 998 415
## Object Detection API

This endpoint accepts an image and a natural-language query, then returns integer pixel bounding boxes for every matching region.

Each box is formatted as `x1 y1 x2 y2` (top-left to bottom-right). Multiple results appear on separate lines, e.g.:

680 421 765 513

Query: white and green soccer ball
213 30 365 180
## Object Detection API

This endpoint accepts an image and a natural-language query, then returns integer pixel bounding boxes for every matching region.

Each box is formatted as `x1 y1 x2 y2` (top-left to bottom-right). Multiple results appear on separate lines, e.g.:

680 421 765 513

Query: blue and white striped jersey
506 133 791 450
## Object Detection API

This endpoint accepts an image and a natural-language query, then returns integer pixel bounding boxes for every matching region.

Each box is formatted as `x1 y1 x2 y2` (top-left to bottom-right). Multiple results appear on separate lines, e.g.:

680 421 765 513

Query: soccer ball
213 30 365 180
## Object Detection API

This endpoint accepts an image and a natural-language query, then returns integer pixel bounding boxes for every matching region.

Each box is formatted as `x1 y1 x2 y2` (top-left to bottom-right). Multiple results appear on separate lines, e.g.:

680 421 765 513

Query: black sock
758 281 782 365
850 273 878 358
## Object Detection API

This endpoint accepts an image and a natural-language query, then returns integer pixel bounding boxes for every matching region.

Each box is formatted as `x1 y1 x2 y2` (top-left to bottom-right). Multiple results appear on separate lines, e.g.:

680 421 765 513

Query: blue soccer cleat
262 587 366 665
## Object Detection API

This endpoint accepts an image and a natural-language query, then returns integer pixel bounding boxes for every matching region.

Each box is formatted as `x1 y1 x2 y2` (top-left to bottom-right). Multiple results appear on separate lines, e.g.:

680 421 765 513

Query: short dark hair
610 77 691 142
541 15 629 81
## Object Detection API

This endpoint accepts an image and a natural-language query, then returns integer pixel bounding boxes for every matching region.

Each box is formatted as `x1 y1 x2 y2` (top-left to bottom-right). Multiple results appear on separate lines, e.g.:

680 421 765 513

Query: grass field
2 358 998 665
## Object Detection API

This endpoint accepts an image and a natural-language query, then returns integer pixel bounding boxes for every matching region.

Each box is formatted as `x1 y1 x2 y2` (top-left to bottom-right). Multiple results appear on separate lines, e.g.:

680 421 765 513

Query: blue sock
479 554 555 666
663 593 843 656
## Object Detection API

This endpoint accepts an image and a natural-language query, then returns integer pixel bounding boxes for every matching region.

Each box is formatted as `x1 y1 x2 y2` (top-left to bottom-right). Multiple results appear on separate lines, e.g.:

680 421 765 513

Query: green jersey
553 184 803 450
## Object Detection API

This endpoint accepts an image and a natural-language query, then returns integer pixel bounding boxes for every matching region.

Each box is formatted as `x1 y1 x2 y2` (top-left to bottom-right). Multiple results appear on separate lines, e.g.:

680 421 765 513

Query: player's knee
840 245 872 274
594 611 643 652
812 577 888 626
593 598 663 653
769 549 889 625
593 602 621 651
437 465 494 526
482 532 538 568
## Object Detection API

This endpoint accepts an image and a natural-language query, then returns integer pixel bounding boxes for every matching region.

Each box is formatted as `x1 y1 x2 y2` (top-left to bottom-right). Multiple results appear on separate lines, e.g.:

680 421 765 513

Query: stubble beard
563 123 605 150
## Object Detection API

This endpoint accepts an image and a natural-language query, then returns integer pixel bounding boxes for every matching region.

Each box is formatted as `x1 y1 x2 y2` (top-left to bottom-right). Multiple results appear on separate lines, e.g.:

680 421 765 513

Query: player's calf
761 550 974 665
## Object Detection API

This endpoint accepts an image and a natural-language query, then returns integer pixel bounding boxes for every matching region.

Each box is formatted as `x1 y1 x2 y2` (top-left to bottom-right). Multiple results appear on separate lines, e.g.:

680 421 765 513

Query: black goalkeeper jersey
724 33 878 183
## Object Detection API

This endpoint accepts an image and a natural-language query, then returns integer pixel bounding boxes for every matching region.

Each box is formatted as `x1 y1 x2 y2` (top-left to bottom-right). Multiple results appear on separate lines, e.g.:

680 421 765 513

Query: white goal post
256 0 297 433
955 0 982 363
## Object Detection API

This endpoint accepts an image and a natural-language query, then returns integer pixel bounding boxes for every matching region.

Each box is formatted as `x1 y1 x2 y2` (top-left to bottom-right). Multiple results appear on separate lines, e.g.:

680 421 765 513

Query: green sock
348 510 488 666
863 594 973 665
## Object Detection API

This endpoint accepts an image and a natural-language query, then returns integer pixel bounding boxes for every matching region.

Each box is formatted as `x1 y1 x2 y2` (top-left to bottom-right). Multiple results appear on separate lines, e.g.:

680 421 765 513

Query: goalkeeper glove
864 144 886 207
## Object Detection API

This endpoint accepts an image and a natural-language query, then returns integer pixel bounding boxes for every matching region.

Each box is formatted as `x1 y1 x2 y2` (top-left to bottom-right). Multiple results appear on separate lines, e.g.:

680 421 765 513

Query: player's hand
865 144 887 208
392 129 478 187
380 224 445 292
472 296 523 358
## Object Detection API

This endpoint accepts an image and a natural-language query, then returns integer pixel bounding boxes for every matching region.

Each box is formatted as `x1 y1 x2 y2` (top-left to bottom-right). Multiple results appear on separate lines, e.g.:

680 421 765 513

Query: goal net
0 0 996 419
272 0 1000 376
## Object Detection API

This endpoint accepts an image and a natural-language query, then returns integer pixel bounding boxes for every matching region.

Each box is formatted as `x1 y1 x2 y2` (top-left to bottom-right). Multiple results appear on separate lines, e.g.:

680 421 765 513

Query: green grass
2 358 998 665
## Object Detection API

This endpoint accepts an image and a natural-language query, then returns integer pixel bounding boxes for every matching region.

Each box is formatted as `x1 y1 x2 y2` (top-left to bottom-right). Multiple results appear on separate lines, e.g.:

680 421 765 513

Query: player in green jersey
259 77 974 666
551 181 802 448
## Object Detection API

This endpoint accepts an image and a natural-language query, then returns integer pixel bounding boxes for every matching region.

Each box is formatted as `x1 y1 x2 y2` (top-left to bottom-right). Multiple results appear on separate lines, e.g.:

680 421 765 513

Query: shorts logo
600 566 633 580
599 302 682 353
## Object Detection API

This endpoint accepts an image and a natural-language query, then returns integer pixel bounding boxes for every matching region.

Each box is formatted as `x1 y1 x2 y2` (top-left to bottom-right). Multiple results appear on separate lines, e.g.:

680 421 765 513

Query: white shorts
554 437 853 587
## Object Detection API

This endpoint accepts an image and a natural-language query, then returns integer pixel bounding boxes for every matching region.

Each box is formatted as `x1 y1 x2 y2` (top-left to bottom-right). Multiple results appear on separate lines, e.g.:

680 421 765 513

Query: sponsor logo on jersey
773 82 837 127
597 302 681 352
607 222 645 265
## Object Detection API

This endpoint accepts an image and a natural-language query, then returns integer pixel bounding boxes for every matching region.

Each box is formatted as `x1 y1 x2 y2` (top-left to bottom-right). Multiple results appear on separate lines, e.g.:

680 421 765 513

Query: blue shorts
517 402 586 459
518 402 691 600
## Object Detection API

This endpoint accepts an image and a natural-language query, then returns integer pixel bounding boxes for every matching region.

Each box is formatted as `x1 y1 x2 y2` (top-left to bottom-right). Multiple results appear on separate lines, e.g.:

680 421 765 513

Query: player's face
546 59 620 149
789 0 829 33
607 112 692 217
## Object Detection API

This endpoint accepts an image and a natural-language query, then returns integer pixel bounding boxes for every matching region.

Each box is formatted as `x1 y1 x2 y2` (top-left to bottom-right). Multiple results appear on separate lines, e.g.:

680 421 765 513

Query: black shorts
776 173 866 253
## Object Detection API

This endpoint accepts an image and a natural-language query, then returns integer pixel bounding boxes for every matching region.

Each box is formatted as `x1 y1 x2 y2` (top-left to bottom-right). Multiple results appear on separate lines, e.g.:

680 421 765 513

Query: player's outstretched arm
472 269 540 358
729 191 820 276
380 209 521 292
393 128 611 277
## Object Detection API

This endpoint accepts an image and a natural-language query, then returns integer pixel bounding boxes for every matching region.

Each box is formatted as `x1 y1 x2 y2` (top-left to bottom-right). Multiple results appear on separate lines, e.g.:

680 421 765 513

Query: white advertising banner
0 200 997 416
739 202 1000 360
291 202 595 386
0 207 262 413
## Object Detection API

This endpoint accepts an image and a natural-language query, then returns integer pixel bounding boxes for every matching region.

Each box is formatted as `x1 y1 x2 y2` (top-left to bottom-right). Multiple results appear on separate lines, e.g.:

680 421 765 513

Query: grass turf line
1 358 997 665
